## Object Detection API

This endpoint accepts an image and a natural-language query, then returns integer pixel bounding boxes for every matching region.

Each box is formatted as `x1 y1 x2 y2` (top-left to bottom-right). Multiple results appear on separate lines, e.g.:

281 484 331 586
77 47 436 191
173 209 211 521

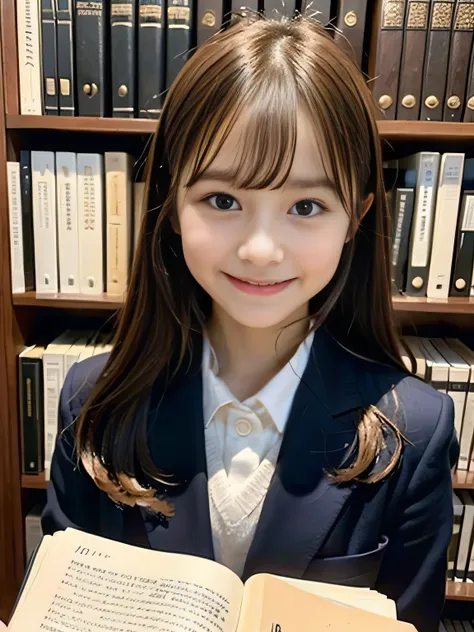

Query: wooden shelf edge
12 291 124 310
446 580 474 601
6 114 157 135
21 473 47 489
392 295 474 314
452 471 474 489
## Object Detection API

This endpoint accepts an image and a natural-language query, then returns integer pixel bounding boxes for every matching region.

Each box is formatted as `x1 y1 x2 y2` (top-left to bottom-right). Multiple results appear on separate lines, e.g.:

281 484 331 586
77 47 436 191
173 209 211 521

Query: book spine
427 153 464 298
443 0 474 122
334 0 369 68
105 152 132 296
56 152 80 293
138 0 165 118
111 0 137 119
369 0 407 120
448 507 463 579
300 0 330 22
41 0 59 115
450 192 474 296
396 0 431 120
56 0 76 116
197 0 223 46
31 151 58 293
459 379 474 469
43 352 64 478
19 357 44 474
406 153 441 296
75 0 108 116
166 0 192 89
20 152 36 291
133 181 146 251
420 0 455 121
17 0 43 114
455 493 474 580
391 188 415 292
7 163 26 294
77 154 104 294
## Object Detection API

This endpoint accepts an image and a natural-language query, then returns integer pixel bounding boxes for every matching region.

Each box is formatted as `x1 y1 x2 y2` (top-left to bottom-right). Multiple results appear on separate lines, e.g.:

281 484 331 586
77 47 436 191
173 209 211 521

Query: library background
3 0 474 628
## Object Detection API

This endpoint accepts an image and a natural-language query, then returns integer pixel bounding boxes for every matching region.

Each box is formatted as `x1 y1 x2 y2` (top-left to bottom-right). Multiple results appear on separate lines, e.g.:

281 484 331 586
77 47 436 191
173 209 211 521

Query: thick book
8 528 416 631
25 505 44 563
166 0 193 89
448 491 464 580
427 153 465 298
77 153 105 295
369 0 407 120
31 151 59 294
105 152 133 296
20 151 36 291
7 162 26 294
396 0 431 121
133 181 146 251
111 0 137 118
447 339 474 471
138 0 165 118
419 0 455 121
56 152 80 293
56 0 76 116
450 194 474 298
41 0 60 115
17 0 43 115
197 0 223 45
75 0 108 116
402 336 427 378
391 188 415 293
418 337 450 393
18 346 45 475
443 0 474 122
334 0 369 68
64 331 93 373
455 490 474 581
400 152 441 296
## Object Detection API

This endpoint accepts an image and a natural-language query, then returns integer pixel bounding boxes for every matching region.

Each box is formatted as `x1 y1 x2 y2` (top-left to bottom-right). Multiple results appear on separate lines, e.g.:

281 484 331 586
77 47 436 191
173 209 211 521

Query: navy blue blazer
42 327 457 632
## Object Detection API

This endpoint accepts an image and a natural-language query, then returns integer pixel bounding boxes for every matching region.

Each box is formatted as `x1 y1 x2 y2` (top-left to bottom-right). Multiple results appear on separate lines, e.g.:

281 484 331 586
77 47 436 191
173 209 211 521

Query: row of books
19 328 114 477
386 152 474 299
443 623 474 632
7 151 144 295
450 490 474 583
17 0 376 119
401 337 474 473
370 0 474 123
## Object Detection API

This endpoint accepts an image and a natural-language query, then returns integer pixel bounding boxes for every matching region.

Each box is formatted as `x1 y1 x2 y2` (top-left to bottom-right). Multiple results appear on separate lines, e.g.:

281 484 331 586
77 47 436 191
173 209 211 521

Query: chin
222 307 299 330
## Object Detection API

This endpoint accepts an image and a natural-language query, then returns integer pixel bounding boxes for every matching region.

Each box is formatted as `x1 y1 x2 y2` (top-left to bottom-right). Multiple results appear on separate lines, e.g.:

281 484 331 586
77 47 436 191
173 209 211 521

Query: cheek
297 220 349 281
178 206 224 274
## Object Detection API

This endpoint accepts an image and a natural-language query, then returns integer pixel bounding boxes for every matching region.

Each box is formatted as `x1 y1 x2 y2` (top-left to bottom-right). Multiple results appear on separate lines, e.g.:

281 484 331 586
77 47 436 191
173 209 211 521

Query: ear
345 193 374 243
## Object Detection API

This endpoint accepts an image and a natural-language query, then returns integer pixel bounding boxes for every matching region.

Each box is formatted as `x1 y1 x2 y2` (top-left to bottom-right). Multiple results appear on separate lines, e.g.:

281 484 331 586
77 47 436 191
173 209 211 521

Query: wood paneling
0 0 19 115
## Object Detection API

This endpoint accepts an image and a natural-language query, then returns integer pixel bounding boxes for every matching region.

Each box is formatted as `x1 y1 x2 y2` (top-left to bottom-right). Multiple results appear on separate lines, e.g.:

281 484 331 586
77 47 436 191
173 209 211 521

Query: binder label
412 156 438 267
461 196 474 232
77 1 103 16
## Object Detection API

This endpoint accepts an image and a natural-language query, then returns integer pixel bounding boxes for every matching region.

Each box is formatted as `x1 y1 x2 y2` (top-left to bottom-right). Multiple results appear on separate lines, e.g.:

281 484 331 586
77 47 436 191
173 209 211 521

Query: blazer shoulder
63 352 111 418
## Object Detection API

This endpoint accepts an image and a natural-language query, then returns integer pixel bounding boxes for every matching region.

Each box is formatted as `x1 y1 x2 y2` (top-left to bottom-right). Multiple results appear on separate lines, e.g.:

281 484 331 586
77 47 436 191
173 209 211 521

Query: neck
206 304 310 400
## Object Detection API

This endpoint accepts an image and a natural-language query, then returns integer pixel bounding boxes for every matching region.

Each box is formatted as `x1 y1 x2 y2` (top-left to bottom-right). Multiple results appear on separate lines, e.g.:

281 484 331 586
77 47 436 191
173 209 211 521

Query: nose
237 230 284 267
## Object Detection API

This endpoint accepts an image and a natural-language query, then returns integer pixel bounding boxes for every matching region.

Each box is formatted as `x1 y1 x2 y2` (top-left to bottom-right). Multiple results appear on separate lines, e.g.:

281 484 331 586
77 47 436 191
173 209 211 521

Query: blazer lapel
139 347 214 561
242 327 365 581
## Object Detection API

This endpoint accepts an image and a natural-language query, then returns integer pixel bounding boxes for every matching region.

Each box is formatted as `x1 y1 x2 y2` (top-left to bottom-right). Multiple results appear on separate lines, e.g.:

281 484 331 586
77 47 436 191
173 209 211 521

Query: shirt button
234 418 252 437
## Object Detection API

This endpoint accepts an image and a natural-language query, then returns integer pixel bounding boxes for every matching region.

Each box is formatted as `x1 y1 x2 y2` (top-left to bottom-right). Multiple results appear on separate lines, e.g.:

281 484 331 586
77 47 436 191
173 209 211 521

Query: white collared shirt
202 329 314 576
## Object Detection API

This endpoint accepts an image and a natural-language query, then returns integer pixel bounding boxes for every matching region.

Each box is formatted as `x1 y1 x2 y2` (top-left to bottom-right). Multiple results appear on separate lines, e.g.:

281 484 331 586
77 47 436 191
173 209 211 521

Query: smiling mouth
223 273 296 295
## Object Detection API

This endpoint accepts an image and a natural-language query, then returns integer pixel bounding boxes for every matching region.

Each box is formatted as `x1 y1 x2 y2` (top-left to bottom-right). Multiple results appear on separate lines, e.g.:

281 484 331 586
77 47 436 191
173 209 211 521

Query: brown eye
288 199 323 217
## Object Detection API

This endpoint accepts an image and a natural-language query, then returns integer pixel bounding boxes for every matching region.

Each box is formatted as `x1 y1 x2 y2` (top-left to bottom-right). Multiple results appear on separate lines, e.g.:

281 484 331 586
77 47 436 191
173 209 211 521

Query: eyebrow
196 168 337 193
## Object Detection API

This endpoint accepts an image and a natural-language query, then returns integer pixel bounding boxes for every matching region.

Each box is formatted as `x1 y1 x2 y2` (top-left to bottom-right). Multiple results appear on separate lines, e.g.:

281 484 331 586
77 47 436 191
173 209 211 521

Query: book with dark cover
56 0 76 116
197 0 223 46
300 0 331 23
111 0 137 118
166 0 193 90
263 0 295 19
138 0 165 118
369 0 408 120
19 347 45 475
449 492 465 580
463 4 474 120
41 0 59 115
75 0 108 116
391 188 415 293
231 0 258 16
396 0 431 120
420 0 455 121
20 152 35 292
334 0 369 68
443 0 474 122
450 159 474 296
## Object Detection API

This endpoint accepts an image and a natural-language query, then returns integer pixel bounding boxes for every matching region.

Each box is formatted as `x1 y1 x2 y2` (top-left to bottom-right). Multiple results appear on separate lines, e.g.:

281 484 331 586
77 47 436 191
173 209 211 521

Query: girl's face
176 108 368 330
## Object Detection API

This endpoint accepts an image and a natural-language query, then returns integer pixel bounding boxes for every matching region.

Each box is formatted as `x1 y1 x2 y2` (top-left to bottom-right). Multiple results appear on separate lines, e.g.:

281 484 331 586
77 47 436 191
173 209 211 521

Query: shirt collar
202 329 315 434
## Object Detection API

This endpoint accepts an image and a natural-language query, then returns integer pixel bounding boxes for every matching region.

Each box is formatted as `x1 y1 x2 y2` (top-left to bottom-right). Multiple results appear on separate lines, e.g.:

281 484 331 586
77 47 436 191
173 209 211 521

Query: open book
8 528 416 632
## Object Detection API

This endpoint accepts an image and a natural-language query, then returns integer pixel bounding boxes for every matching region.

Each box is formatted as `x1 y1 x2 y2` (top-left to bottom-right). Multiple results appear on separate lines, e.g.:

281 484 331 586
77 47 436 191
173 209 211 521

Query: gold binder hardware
202 10 216 26
344 11 357 27
83 83 92 95
447 95 461 109
455 278 467 290
378 95 392 109
118 85 129 97
468 96 474 110
425 95 439 109
401 94 416 109
46 78 56 96
411 276 424 290
60 79 71 96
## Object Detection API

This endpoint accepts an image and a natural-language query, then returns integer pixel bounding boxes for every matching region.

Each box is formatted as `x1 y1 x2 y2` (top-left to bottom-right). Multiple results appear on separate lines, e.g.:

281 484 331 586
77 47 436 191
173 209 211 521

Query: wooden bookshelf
446 581 474 602
21 473 47 490
12 291 124 311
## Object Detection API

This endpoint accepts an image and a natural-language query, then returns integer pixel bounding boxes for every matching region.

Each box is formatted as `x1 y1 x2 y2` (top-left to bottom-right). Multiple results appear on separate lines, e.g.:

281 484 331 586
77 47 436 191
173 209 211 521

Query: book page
237 575 417 632
9 528 243 632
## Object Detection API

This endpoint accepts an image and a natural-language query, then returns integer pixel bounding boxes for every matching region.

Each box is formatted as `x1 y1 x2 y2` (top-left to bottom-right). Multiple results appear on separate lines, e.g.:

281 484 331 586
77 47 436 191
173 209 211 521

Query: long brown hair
76 14 406 491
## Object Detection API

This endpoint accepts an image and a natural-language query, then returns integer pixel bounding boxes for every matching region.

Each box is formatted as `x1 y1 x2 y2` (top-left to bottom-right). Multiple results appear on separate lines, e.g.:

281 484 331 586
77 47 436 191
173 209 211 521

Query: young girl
42 14 456 632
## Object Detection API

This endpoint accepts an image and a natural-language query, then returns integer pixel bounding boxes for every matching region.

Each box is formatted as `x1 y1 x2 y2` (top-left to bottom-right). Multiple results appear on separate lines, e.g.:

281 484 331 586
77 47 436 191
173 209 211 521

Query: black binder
41 0 59 115
166 0 193 89
111 0 137 118
56 0 76 116
138 0 165 118
20 151 35 292
197 0 224 47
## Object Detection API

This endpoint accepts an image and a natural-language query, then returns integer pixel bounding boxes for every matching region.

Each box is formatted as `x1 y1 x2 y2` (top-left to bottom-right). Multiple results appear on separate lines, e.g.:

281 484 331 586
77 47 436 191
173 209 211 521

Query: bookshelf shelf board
377 120 474 143
6 115 157 135
12 292 123 310
392 295 474 314
446 581 474 601
452 471 474 489
22 473 47 489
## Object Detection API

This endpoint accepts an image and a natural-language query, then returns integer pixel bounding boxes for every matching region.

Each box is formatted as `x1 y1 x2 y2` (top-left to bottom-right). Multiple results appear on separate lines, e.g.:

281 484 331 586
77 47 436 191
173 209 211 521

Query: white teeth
246 280 279 286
